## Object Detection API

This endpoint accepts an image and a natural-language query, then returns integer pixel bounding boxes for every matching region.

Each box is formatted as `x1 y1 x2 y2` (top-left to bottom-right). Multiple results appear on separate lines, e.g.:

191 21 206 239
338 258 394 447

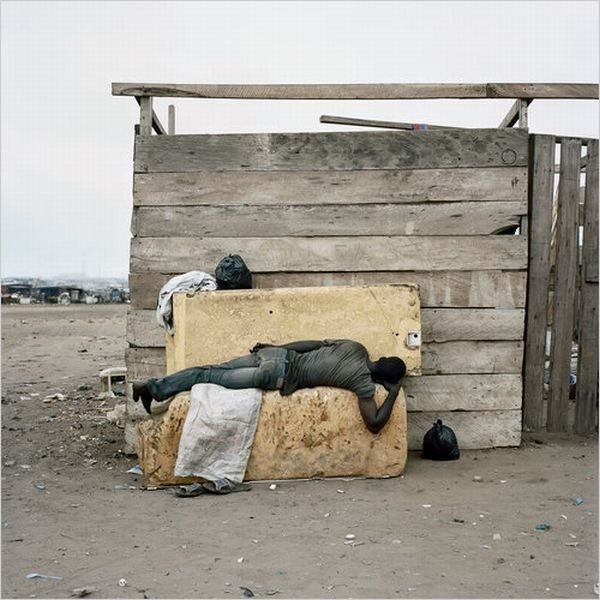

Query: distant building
1 284 33 304
35 286 86 304
1 278 130 305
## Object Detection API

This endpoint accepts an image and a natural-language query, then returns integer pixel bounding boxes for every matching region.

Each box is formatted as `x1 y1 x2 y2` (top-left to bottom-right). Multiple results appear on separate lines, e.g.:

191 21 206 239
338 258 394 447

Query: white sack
174 383 262 483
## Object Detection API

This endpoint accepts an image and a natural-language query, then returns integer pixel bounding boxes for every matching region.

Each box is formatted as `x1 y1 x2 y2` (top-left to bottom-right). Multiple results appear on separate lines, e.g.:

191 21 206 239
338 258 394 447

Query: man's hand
251 340 333 354
250 342 270 353
358 382 402 434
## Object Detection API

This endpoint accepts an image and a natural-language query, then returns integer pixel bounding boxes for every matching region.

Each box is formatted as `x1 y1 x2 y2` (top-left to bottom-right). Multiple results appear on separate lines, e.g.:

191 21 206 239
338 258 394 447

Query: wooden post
523 135 555 430
518 99 529 128
547 138 581 431
499 99 533 128
168 104 175 135
575 139 599 433
139 96 153 136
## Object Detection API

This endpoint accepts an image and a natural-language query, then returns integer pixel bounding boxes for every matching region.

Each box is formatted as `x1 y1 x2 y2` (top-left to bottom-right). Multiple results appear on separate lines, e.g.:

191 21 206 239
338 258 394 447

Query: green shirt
281 339 376 400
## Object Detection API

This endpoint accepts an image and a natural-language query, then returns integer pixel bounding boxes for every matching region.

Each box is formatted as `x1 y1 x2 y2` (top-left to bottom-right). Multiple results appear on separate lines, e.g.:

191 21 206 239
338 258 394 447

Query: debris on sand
43 393 65 403
26 572 63 580
71 586 99 597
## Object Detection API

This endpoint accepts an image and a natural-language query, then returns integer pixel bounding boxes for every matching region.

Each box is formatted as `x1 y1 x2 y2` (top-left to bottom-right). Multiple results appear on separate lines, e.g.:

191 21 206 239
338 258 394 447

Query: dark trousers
146 347 289 401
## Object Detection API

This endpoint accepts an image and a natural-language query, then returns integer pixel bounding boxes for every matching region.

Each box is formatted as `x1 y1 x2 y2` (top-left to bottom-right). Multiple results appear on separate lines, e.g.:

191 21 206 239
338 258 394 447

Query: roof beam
112 82 599 100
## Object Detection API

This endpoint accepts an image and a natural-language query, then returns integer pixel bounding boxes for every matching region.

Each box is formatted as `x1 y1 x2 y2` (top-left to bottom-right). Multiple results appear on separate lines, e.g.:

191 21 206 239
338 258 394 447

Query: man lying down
133 338 406 434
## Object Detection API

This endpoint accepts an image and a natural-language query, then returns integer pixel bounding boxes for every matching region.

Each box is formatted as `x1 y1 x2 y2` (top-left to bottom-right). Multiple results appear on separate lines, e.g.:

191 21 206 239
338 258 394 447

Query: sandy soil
1 304 598 599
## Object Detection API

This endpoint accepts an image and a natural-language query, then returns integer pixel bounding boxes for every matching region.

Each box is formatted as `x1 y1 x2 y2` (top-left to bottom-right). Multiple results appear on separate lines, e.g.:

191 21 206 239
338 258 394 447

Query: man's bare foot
133 382 154 415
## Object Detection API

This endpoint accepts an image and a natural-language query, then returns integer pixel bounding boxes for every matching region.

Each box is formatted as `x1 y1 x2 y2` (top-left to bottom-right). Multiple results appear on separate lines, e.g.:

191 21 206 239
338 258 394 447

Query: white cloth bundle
156 271 217 334
174 383 262 483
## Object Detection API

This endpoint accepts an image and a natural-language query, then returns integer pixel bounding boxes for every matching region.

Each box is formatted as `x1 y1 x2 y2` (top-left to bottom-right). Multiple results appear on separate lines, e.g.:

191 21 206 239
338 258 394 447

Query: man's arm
357 382 401 434
251 340 331 353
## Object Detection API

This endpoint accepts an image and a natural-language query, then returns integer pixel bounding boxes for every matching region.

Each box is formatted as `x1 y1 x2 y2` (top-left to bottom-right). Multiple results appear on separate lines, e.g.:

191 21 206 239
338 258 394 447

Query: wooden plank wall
126 128 530 451
523 136 599 433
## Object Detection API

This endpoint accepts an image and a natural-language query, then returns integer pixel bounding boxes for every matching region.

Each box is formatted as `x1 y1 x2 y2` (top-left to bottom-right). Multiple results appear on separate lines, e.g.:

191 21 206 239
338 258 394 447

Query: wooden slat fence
523 137 598 433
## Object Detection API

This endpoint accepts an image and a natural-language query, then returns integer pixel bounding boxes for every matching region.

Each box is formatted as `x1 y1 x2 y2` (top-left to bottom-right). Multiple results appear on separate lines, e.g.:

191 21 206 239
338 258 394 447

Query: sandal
175 479 252 497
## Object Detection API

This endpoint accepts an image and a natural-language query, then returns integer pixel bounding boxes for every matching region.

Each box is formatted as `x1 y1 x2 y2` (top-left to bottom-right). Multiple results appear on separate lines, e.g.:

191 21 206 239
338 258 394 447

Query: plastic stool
99 367 127 395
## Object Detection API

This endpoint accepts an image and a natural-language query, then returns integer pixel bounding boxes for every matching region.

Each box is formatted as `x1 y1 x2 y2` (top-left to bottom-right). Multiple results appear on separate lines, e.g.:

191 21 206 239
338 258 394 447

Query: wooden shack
114 82 599 452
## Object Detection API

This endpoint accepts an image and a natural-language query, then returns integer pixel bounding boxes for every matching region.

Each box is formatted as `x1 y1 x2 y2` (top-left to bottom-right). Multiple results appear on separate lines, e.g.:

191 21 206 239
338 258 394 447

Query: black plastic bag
215 254 252 289
422 419 460 461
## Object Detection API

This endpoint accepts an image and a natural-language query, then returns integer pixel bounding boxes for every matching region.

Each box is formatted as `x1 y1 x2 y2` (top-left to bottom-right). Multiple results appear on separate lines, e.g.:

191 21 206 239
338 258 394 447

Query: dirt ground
1 304 598 599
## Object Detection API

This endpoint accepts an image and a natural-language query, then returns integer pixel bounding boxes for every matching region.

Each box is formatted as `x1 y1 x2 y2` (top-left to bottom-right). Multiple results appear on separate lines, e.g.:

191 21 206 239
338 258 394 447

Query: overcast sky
1 0 598 279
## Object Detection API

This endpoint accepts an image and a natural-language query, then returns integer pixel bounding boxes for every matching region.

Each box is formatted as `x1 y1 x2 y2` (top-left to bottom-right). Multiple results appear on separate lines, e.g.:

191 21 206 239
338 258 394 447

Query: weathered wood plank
134 129 529 173
130 236 528 273
575 281 599 433
518 99 529 128
132 201 527 238
130 270 527 310
128 308 523 347
407 410 522 450
486 83 598 100
575 139 599 433
127 310 165 348
422 341 523 374
582 155 599 286
319 114 460 130
523 135 556 430
114 82 489 99
168 104 175 135
133 168 528 206
403 374 522 411
547 139 581 431
254 272 528 309
113 82 599 100
124 420 141 455
422 309 524 341
125 347 166 380
139 96 153 136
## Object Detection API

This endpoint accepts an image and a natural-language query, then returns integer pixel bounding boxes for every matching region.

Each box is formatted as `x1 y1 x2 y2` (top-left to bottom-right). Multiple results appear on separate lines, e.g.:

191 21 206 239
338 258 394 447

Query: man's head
371 356 406 384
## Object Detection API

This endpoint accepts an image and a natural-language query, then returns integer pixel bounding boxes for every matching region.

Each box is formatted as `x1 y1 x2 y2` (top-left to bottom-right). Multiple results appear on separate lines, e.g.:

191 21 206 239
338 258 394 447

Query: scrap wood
320 114 463 130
